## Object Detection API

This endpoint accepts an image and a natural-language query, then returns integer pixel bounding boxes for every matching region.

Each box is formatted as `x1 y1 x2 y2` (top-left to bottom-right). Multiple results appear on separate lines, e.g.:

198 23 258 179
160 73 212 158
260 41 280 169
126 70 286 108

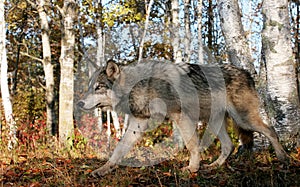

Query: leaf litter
0 149 299 186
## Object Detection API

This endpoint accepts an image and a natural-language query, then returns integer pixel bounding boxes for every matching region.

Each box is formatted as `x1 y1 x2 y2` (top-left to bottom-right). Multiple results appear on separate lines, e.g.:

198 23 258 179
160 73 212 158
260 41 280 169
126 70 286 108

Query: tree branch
20 52 43 63
26 0 37 9
137 0 154 63
56 5 64 17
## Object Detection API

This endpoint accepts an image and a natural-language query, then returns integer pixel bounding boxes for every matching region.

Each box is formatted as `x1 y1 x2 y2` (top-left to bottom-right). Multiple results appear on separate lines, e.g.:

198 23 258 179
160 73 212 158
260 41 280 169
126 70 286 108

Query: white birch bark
172 0 182 64
96 29 105 67
36 0 56 135
262 0 299 142
111 110 122 138
94 0 104 134
216 0 256 75
184 0 191 63
170 0 184 147
122 113 129 135
0 0 17 150
138 0 154 63
95 0 104 67
58 0 76 145
197 0 204 64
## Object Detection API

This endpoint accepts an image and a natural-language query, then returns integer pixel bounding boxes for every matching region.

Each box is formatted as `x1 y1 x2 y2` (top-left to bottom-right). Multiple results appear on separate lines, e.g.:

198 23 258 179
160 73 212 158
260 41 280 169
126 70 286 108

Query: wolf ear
106 60 120 80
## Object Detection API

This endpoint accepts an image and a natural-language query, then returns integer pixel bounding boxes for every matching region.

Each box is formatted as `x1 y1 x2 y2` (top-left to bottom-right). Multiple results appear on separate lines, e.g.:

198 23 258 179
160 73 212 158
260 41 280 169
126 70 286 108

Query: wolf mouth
77 101 111 111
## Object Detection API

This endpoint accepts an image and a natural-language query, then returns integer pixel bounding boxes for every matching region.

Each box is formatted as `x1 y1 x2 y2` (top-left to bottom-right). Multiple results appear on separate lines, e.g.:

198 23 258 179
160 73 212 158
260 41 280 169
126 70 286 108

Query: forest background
0 0 300 186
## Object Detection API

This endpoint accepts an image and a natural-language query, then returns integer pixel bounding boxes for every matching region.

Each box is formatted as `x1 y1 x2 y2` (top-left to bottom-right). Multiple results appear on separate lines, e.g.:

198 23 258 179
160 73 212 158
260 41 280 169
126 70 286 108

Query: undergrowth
0 116 300 186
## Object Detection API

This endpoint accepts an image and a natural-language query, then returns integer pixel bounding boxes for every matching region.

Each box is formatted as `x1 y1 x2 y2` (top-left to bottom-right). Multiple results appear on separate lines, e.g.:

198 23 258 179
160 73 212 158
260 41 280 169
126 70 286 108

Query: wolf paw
277 152 291 165
91 162 117 178
181 166 199 173
202 162 219 170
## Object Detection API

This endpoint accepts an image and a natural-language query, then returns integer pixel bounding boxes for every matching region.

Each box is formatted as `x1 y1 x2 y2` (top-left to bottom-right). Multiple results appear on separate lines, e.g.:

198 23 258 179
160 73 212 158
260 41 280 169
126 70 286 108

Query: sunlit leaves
7 0 33 30
17 1 27 9
102 0 145 28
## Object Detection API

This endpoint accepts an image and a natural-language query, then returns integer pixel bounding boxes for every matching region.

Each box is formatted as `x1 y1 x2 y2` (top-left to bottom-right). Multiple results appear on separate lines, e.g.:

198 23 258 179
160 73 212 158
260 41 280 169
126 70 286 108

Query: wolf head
77 60 121 111
78 60 204 120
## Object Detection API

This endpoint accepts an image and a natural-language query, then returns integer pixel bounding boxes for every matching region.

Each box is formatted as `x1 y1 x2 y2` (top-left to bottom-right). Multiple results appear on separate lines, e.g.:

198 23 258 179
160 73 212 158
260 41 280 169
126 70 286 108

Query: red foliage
17 113 47 149
77 114 104 148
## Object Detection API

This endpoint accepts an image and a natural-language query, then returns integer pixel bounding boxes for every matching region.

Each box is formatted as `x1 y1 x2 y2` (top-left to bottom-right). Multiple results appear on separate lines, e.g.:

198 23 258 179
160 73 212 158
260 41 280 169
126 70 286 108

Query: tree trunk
171 0 182 64
95 0 104 67
207 0 213 53
262 0 299 143
295 2 300 105
36 0 57 136
58 0 76 145
94 0 104 134
0 0 17 150
184 0 191 63
216 0 256 75
171 0 184 148
197 0 204 64
138 0 154 63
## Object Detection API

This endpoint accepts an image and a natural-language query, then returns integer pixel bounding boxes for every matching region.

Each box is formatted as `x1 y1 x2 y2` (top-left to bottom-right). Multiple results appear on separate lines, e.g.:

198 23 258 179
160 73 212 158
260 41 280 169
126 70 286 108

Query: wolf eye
95 85 100 91
95 84 106 93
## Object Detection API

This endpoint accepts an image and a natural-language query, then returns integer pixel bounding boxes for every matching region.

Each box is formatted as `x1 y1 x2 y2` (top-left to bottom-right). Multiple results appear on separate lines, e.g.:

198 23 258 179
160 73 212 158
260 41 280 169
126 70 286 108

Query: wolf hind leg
248 117 289 162
205 121 234 168
234 126 254 156
199 107 234 168
228 105 289 163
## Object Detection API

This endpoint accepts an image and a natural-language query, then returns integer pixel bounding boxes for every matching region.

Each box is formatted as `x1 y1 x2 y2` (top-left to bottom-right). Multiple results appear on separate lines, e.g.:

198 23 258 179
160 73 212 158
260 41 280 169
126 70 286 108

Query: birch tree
197 0 204 63
0 0 17 149
94 0 122 139
171 0 182 64
216 0 256 75
94 0 104 135
95 0 104 67
138 0 154 63
262 0 300 143
28 0 57 135
58 0 77 145
184 0 191 63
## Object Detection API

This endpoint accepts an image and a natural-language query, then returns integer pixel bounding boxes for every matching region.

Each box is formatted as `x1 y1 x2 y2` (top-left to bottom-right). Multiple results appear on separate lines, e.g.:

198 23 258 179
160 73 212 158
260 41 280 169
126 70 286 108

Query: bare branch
55 5 64 17
20 52 43 63
27 0 37 9
138 0 154 63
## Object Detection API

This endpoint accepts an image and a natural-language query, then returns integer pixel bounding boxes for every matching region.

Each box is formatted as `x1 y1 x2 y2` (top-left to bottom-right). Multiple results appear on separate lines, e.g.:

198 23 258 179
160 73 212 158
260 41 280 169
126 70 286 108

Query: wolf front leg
172 113 200 173
91 117 147 177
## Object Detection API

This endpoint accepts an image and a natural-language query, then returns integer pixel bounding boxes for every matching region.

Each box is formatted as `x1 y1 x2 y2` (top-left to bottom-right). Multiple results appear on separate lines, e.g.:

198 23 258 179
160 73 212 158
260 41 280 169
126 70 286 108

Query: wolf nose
77 101 85 108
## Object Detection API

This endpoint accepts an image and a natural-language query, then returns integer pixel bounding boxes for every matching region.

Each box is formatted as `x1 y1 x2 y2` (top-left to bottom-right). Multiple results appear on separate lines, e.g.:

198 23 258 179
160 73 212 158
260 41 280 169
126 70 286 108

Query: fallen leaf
29 182 41 187
163 172 172 176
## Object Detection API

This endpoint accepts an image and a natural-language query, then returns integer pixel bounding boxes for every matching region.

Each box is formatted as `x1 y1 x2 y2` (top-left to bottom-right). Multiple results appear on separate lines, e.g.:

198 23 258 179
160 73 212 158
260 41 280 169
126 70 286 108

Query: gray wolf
77 60 289 177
